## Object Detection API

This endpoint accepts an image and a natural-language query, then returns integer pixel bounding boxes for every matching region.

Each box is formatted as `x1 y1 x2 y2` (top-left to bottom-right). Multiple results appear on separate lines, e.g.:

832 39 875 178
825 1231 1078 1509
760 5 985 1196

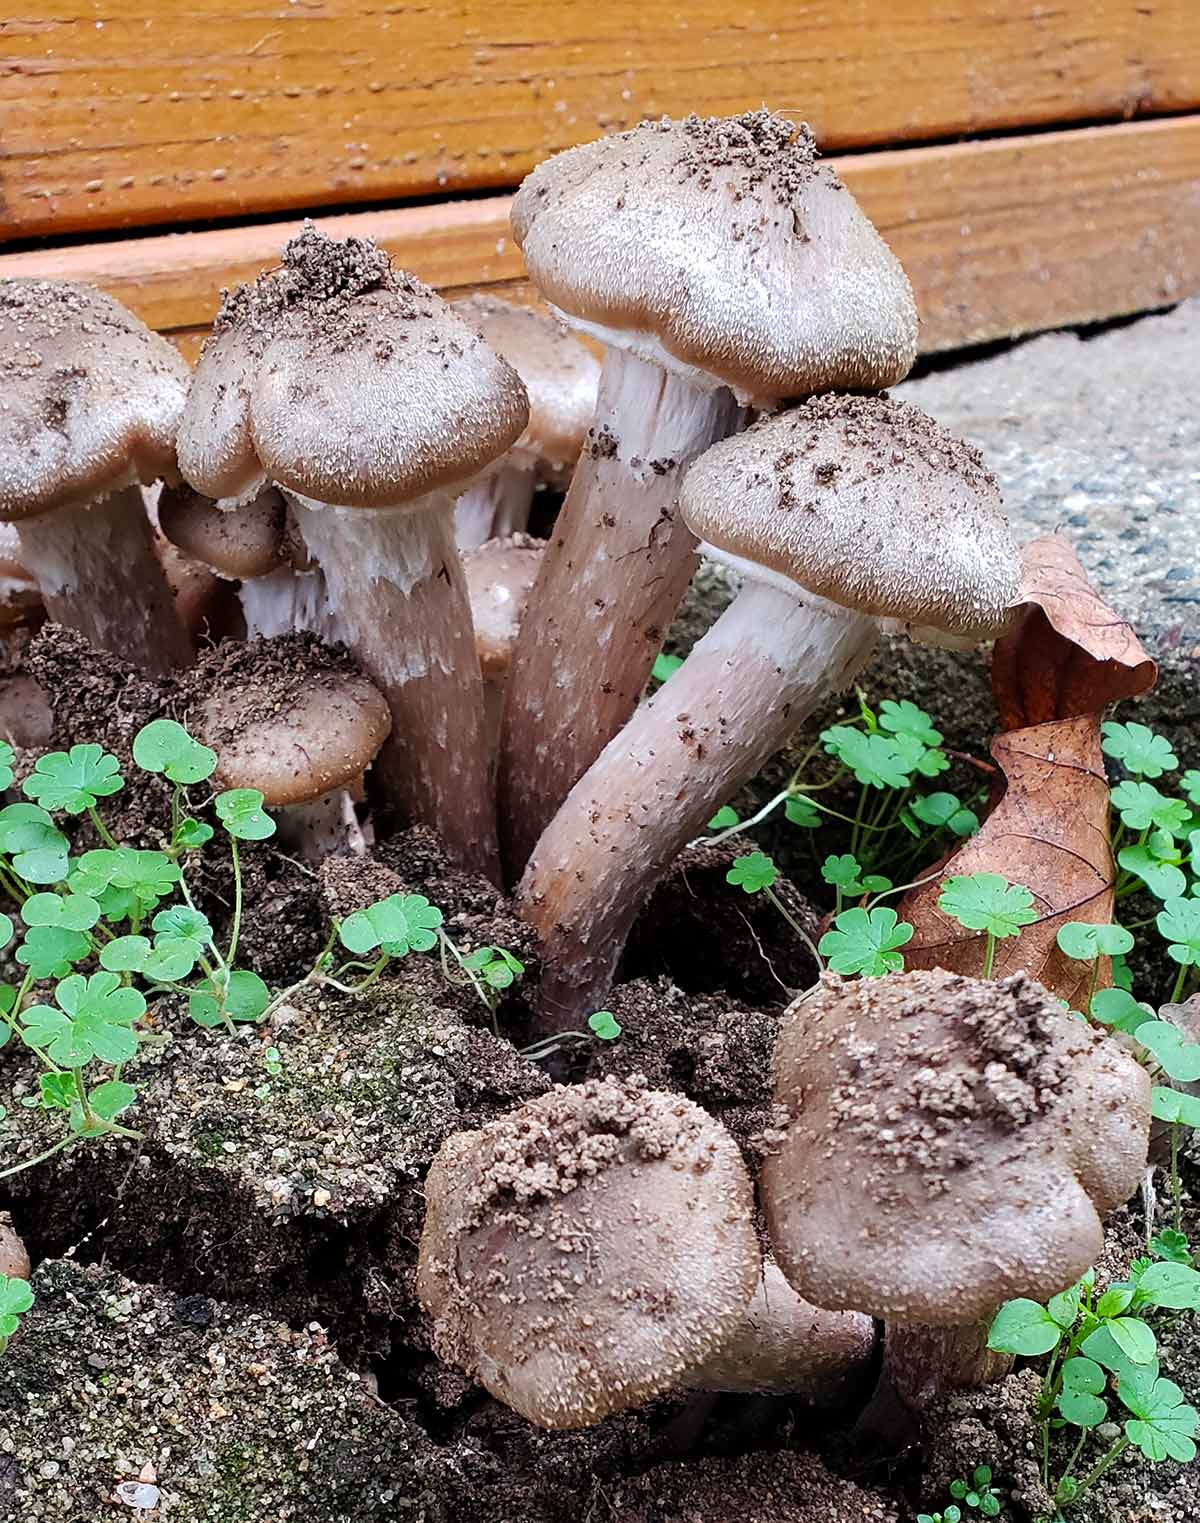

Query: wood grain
3 119 1196 357
2 1 1197 240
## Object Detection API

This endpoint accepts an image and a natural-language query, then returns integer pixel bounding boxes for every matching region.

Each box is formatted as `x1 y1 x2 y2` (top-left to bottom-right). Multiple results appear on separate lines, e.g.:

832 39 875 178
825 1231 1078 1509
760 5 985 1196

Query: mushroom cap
417 1074 759 1428
0 280 191 520
462 534 543 680
680 394 1021 641
178 224 529 509
762 969 1151 1326
511 111 917 406
158 483 287 580
193 636 392 806
453 295 600 480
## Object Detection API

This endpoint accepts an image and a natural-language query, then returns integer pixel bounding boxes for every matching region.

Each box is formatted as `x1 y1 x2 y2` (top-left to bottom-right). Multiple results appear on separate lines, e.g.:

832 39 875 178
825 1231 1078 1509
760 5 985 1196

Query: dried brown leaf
898 716 1113 1008
992 535 1156 730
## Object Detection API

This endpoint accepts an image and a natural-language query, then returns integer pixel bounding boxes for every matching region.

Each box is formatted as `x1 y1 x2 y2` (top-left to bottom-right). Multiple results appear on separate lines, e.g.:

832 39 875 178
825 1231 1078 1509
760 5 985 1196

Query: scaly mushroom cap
762 970 1151 1326
680 394 1021 641
158 482 287 580
462 534 543 680
454 295 600 480
512 110 917 407
417 1074 759 1428
178 224 529 509
193 636 392 806
0 280 190 520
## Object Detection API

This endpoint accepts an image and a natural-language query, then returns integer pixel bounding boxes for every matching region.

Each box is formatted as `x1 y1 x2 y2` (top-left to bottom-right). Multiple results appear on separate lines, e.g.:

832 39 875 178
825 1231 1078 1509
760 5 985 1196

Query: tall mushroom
0 280 194 672
761 969 1151 1408
518 395 1020 1027
496 109 918 879
177 225 528 881
417 1075 760 1428
462 534 543 756
452 296 600 549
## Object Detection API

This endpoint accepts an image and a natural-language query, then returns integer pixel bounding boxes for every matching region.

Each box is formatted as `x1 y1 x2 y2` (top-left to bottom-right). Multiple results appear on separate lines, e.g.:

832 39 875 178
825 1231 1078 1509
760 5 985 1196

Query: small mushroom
0 1213 30 1281
178 225 528 881
0 280 194 672
417 1074 760 1428
452 296 600 549
497 109 918 880
193 637 392 861
761 969 1151 1408
462 534 543 756
518 394 1020 1026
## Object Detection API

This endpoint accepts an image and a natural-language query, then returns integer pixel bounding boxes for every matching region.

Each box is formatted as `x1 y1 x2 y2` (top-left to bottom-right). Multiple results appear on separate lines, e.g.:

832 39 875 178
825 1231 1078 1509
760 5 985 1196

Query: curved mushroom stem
518 579 877 1031
884 1321 1013 1412
16 484 193 673
275 788 367 864
497 348 742 883
289 494 500 883
454 461 537 551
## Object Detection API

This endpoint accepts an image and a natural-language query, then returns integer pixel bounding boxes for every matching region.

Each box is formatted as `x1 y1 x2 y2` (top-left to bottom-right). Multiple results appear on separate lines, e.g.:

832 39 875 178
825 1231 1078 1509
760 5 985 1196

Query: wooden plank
3 119 1197 357
2 1 1197 241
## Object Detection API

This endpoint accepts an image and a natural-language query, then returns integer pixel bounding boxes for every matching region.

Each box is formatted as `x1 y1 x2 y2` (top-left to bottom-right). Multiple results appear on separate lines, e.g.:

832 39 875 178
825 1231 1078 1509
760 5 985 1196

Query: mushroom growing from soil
417 1074 761 1428
518 394 1021 1028
462 534 543 755
192 636 392 862
0 280 194 672
452 296 600 549
496 108 919 880
0 1213 29 1281
177 224 528 881
761 969 1152 1409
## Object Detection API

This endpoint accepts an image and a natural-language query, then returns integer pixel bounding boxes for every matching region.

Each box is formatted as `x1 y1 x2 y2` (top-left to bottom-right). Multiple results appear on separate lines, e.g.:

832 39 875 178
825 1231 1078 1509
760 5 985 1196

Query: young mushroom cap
453 295 600 484
681 393 1022 644
463 534 543 682
158 482 287 581
762 969 1152 1325
417 1074 759 1428
512 110 918 407
193 637 391 808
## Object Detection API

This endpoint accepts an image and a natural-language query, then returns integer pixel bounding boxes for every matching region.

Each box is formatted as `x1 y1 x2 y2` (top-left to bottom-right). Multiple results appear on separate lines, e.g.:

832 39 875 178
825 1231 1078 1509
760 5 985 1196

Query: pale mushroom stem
238 565 339 641
276 789 367 864
497 348 743 883
290 496 500 882
454 462 537 552
519 580 878 1030
16 484 193 674
884 1322 1014 1411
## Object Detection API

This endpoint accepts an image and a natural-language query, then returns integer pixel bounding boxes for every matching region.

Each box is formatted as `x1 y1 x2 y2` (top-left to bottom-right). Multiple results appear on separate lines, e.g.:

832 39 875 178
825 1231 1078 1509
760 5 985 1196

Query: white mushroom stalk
453 460 538 551
495 109 919 881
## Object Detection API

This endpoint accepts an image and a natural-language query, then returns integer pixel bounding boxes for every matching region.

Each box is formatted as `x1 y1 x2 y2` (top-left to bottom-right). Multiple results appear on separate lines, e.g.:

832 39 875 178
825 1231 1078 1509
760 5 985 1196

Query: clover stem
72 1068 94 1127
1170 961 1189 1005
849 783 869 858
0 1130 79 1180
1060 1430 1089 1494
762 885 825 972
1170 1124 1183 1232
1075 1436 1128 1496
689 785 791 849
866 867 943 910
226 837 243 970
1088 957 1102 1006
982 931 997 980
439 930 499 1032
86 805 119 851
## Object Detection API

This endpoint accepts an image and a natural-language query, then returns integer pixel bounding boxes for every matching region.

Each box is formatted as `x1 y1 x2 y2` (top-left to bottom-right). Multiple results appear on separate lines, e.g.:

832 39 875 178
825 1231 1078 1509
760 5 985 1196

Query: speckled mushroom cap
0 280 190 520
193 637 392 806
417 1074 759 1428
177 224 529 510
762 970 1151 1326
511 110 917 407
462 534 543 680
680 394 1021 641
158 483 287 580
454 295 600 481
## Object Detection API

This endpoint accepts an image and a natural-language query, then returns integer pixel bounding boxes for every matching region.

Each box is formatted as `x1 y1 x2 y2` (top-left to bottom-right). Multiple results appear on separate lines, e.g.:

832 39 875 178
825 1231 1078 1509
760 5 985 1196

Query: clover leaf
132 719 217 784
1134 1021 1200 1083
879 699 942 748
1090 987 1156 1034
726 852 778 894
818 906 913 978
339 894 444 958
16 925 91 979
215 788 276 841
1118 845 1188 901
588 1010 622 1040
891 732 950 779
0 1274 33 1341
1118 1369 1198 1463
0 803 70 883
1151 1086 1200 1128
651 652 682 683
1182 770 1200 807
0 741 14 792
21 891 101 933
988 1298 1064 1356
1081 1323 1159 1382
99 935 152 974
1101 721 1179 780
784 796 821 829
173 817 215 850
1157 898 1200 967
707 805 739 831
22 744 123 814
911 792 979 838
938 873 1038 938
20 971 145 1067
1057 1356 1108 1428
1110 782 1191 836
188 968 270 1028
1132 1261 1200 1312
461 946 524 990
85 1079 137 1124
1055 921 1135 961
820 726 912 790
1104 1315 1158 1366
1150 1229 1194 1266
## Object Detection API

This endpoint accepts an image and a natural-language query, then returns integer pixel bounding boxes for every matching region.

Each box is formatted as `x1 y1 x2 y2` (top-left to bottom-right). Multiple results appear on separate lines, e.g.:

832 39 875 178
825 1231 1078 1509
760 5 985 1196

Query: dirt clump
608 1448 900 1520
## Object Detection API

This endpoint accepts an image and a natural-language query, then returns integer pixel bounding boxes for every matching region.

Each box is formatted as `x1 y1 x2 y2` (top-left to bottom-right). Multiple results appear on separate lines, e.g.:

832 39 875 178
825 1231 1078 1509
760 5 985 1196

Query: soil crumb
609 1448 900 1520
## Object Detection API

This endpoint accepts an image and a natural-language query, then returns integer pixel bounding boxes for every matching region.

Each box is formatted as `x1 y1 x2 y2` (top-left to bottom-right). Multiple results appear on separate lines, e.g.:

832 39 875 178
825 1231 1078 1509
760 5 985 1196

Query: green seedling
938 873 1037 978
